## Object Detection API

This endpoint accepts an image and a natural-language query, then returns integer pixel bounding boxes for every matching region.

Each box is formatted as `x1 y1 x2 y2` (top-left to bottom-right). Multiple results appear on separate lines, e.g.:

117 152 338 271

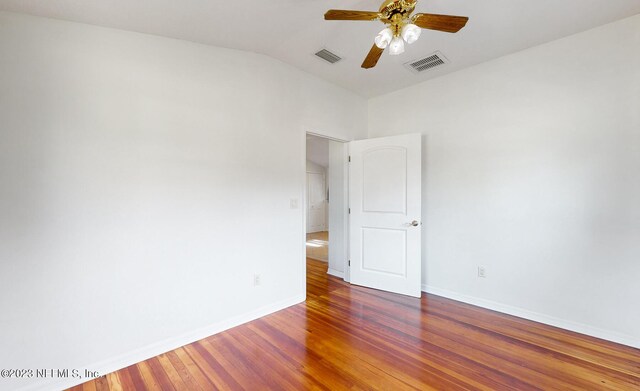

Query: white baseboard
422 285 640 349
327 268 345 279
18 294 305 391
16 286 638 391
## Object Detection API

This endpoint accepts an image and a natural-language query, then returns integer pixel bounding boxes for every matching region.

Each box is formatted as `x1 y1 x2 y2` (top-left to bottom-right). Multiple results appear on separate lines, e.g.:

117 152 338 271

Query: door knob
410 220 419 227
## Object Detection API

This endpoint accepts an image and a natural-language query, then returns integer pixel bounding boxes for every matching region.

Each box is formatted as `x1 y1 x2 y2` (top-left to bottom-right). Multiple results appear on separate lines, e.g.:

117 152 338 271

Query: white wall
306 159 327 233
306 135 330 168
368 15 640 347
327 141 348 278
306 160 326 174
0 11 366 391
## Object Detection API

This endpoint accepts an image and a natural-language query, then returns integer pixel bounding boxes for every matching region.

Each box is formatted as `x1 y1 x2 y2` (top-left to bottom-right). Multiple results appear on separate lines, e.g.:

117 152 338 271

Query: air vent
404 51 449 73
315 49 342 64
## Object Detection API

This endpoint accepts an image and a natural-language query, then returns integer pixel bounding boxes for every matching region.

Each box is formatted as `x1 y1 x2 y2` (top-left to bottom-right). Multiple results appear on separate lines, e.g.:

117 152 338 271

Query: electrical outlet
253 274 261 286
478 266 487 278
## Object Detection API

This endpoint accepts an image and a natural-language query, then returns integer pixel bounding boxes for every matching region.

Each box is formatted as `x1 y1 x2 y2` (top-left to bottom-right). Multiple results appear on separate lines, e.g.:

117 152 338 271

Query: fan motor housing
379 0 416 21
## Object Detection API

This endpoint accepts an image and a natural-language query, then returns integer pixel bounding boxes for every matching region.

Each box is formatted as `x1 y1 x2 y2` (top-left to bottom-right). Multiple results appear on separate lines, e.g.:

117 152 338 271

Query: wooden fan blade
412 13 469 33
361 44 384 69
324 10 380 21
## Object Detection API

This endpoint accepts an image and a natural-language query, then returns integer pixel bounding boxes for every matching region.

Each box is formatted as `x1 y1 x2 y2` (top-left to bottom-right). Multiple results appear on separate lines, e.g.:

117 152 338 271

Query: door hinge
348 156 351 162
348 208 351 214
348 260 351 267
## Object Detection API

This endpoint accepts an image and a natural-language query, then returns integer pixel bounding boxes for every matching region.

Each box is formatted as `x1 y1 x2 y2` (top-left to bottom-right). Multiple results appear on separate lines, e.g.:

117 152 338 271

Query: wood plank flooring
305 231 328 262
70 258 640 390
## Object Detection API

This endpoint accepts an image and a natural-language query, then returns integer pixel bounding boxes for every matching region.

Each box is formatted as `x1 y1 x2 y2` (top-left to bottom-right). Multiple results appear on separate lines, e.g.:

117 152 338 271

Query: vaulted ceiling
1 0 639 97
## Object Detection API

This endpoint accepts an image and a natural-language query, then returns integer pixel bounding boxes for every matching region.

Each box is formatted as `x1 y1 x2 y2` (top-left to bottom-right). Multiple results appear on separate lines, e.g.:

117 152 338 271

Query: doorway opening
305 133 349 297
306 135 328 261
304 132 422 298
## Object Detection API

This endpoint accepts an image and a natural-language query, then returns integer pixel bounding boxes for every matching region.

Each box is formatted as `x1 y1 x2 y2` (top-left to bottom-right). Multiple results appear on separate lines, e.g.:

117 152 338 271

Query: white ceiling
1 1 639 97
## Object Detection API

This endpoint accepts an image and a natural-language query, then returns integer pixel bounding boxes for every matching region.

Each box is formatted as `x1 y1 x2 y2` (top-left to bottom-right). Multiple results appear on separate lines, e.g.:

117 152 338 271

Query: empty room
0 1 639 390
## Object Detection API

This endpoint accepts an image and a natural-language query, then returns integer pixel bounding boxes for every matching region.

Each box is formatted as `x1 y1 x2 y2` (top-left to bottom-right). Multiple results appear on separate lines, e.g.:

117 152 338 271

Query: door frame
303 131 350 294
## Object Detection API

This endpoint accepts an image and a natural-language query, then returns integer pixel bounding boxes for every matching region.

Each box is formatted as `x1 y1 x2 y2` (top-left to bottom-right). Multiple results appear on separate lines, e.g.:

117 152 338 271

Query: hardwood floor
305 231 328 262
70 259 640 390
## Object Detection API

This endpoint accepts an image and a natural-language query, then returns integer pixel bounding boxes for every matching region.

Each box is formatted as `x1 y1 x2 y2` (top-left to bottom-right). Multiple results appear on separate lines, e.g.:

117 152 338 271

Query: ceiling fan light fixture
323 1 469 69
389 36 405 55
374 28 393 49
401 23 421 44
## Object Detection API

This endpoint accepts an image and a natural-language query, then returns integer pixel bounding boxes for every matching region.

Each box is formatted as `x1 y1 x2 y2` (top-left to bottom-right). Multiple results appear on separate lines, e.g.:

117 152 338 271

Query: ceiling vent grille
315 49 342 64
404 51 449 73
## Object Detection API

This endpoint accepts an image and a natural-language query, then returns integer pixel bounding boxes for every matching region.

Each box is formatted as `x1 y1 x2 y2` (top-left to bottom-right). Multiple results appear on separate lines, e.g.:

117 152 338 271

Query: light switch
290 198 299 209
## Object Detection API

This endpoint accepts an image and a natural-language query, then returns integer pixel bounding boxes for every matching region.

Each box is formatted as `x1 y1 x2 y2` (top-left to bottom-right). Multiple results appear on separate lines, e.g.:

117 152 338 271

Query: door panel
362 228 406 276
349 134 421 297
362 147 407 213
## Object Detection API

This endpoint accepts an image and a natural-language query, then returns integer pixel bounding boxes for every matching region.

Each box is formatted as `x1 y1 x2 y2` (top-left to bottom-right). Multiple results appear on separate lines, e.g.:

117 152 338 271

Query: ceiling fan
324 0 469 69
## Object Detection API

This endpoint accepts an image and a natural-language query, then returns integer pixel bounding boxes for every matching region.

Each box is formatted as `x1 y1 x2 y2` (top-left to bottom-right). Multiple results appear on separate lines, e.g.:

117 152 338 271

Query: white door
349 134 422 297
307 172 326 233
